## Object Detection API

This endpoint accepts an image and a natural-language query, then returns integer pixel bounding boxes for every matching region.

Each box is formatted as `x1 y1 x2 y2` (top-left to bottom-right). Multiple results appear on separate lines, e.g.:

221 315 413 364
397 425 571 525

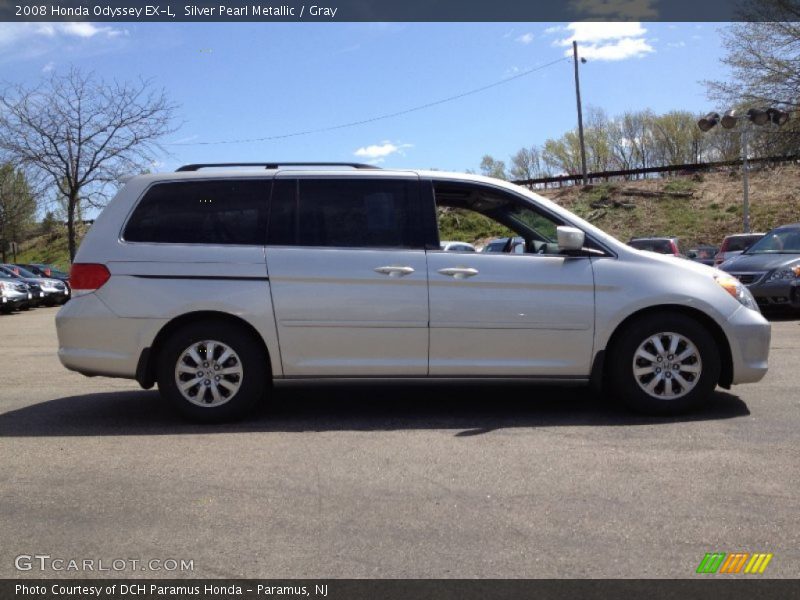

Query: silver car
56 163 770 422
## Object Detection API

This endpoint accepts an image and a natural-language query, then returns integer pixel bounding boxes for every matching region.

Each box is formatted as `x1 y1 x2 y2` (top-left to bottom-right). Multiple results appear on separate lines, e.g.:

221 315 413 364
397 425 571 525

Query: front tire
608 313 721 415
156 321 268 422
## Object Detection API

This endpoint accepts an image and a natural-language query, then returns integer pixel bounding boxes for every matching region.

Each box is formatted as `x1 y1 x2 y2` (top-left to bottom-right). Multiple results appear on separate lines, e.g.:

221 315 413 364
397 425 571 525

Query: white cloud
0 22 122 50
667 41 686 48
557 22 648 45
515 33 534 45
41 61 55 73
575 37 654 61
555 22 653 61
569 0 658 19
354 141 413 160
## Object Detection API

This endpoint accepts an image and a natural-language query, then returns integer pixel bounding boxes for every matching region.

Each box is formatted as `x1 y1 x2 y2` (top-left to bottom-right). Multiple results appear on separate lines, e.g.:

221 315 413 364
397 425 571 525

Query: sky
0 20 729 174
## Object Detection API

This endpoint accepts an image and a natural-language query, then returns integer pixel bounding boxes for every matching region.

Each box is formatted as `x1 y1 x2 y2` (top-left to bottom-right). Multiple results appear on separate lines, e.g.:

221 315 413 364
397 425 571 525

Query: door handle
437 267 479 279
374 265 415 277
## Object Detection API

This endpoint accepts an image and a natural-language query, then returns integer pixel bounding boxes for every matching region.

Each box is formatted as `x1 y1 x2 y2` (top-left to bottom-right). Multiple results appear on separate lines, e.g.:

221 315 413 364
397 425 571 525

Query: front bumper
724 305 771 384
748 279 800 308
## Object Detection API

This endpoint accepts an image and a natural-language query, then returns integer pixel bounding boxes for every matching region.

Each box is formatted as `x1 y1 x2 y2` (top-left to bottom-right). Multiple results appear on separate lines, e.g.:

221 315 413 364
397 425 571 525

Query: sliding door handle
374 265 415 277
437 267 479 279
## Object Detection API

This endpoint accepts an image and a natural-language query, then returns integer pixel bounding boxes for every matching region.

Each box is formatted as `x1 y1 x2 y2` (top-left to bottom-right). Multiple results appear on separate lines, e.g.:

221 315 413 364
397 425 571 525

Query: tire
608 312 721 415
156 321 268 422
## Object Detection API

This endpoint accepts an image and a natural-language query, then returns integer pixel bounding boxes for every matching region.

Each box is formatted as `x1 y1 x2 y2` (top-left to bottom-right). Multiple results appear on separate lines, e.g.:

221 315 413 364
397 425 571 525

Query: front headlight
714 273 760 312
767 266 800 282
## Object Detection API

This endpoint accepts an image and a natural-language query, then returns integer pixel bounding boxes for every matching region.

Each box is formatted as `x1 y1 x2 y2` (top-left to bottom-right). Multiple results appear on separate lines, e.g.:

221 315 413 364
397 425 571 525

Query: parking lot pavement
0 307 798 579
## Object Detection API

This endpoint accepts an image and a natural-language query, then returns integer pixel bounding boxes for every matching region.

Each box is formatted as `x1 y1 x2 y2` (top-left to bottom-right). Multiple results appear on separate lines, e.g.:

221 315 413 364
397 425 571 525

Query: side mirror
557 226 585 252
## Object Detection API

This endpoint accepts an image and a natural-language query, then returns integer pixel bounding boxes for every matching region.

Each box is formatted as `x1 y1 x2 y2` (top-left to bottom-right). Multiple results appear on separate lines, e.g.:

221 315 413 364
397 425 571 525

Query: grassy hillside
12 223 88 271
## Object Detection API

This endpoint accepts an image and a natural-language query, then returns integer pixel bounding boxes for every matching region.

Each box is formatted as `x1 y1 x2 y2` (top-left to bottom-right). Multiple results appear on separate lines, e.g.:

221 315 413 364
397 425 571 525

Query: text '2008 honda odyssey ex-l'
56 163 770 421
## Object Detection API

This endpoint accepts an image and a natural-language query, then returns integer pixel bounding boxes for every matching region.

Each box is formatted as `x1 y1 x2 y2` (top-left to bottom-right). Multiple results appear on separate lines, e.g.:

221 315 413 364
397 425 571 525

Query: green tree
0 163 36 262
480 155 507 179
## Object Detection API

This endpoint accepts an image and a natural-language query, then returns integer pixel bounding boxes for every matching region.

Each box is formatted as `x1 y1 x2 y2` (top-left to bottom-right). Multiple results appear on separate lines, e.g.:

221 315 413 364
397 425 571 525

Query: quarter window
124 179 269 245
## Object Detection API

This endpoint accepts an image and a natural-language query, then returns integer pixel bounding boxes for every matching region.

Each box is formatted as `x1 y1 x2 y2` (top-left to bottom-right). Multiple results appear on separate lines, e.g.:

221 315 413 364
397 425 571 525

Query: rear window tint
268 178 421 248
630 240 672 253
726 235 762 252
124 179 269 245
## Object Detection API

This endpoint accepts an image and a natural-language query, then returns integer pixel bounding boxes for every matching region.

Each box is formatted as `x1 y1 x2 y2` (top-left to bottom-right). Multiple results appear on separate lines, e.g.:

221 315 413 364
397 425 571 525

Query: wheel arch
136 311 273 389
597 304 733 390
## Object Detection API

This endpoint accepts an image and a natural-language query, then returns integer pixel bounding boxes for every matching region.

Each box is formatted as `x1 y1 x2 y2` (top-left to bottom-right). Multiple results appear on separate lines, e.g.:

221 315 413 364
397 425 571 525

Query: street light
697 106 790 233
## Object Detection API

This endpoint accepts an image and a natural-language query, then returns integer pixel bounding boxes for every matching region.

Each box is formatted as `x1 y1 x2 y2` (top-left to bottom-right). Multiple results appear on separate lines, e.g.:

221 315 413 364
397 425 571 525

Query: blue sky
0 21 727 172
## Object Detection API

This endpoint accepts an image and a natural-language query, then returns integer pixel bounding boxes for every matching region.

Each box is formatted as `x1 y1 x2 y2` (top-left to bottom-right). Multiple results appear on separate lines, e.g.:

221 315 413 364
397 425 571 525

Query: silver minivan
56 163 771 421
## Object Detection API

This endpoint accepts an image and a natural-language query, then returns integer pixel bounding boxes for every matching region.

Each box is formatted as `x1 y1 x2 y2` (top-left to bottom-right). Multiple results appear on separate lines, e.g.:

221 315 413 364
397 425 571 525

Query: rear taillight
670 241 680 255
69 263 111 296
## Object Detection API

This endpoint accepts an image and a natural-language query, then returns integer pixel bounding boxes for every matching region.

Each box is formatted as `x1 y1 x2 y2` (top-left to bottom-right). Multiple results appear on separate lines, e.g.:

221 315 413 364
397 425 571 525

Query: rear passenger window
124 180 269 245
268 178 421 248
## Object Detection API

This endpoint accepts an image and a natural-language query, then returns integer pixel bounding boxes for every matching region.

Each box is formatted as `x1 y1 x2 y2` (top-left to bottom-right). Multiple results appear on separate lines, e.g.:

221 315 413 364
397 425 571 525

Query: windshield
745 229 800 254
10 266 38 278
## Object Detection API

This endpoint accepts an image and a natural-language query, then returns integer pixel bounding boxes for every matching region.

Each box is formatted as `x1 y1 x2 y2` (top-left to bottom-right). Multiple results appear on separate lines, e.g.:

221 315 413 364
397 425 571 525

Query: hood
720 252 800 272
628 247 718 276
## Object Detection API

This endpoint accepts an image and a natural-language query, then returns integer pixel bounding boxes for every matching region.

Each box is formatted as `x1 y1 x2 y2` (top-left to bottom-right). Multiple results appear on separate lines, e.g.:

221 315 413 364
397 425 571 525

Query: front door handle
374 265 415 277
437 267 479 279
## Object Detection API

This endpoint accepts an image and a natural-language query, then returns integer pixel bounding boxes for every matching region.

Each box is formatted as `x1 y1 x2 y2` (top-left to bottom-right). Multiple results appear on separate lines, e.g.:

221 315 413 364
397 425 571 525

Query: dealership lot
0 307 798 578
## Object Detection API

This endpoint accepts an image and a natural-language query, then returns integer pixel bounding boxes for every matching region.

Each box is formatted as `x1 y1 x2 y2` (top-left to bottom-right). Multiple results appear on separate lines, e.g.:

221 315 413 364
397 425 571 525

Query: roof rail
175 162 381 172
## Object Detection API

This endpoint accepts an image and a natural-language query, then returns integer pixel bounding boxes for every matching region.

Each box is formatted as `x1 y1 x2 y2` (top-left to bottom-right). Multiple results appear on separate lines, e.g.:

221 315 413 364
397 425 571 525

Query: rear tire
608 313 720 415
156 321 268 422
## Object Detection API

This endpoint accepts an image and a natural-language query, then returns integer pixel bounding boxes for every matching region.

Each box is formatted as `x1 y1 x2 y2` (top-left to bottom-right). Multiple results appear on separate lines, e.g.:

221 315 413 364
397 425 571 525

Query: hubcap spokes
174 340 243 407
632 332 702 400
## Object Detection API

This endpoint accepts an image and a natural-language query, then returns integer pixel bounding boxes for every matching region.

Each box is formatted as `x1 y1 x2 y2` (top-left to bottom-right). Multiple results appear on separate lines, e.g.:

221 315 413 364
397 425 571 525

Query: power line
169 57 570 146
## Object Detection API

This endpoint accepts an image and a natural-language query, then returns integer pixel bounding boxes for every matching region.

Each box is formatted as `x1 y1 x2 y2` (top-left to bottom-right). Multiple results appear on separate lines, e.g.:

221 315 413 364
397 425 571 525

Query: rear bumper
56 293 165 379
724 306 771 384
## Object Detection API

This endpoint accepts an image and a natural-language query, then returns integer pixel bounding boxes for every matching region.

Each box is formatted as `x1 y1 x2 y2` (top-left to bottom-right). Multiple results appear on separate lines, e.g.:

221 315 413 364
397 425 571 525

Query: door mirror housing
557 226 585 252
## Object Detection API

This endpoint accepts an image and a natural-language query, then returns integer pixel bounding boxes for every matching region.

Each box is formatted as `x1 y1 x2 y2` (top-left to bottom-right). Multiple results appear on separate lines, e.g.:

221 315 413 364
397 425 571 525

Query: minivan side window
268 178 421 248
124 179 269 245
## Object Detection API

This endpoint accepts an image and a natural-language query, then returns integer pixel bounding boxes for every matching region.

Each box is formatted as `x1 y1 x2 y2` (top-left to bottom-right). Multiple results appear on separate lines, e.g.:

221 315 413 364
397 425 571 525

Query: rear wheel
608 313 721 415
157 321 268 422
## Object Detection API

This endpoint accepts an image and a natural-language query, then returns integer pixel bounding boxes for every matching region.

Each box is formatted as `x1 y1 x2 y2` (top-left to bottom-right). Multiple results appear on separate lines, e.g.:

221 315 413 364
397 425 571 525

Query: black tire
156 321 268 422
608 312 721 415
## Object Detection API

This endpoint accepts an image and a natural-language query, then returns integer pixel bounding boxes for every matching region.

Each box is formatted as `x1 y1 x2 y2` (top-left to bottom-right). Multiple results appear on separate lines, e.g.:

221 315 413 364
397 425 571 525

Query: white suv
56 163 771 421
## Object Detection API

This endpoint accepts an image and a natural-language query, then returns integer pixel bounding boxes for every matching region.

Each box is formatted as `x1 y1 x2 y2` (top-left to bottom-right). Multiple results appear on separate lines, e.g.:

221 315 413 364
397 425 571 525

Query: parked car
714 233 765 267
0 270 33 313
628 237 683 257
17 263 69 280
720 223 800 310
440 241 477 252
56 163 770 422
482 236 526 253
2 264 70 306
686 245 719 267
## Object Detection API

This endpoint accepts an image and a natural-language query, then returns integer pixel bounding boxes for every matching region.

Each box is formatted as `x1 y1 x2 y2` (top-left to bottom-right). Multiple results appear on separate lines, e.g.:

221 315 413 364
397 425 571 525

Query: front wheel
156 321 268 422
608 313 721 415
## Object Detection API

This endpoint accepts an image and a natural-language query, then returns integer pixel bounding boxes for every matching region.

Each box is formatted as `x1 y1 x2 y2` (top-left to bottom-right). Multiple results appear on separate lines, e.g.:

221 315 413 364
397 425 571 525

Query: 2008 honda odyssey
56 163 770 421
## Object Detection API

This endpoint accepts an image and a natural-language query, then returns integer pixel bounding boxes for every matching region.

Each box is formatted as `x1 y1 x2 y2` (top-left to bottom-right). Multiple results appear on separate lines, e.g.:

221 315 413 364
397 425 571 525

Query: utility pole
741 125 750 233
573 40 588 185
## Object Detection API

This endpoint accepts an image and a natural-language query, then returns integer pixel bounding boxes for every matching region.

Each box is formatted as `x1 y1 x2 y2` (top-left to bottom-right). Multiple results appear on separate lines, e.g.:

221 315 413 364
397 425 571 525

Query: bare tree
707 0 800 108
0 67 178 261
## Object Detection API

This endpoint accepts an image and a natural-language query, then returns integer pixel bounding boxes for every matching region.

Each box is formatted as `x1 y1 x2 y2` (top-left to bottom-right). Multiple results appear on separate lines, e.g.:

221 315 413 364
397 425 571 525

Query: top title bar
0 0 771 22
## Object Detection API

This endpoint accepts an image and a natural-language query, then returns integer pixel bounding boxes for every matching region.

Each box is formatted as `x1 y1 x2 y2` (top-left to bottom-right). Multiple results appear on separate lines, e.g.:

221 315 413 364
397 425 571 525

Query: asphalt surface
0 306 798 579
